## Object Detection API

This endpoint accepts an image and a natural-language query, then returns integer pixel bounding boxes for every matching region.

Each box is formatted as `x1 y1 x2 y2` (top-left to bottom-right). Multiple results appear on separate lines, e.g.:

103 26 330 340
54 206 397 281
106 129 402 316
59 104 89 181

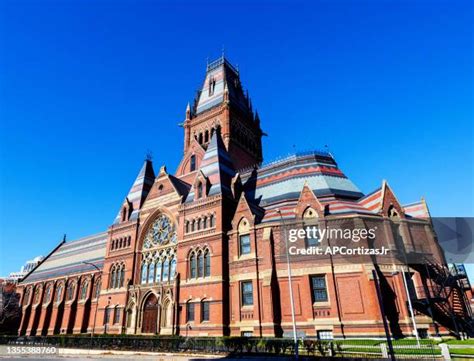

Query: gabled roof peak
113 158 155 224
185 131 236 202
194 56 250 115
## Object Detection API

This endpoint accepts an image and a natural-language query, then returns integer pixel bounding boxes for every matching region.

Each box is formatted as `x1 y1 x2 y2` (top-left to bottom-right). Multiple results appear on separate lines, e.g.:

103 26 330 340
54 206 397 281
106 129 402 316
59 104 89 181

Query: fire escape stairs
409 258 474 337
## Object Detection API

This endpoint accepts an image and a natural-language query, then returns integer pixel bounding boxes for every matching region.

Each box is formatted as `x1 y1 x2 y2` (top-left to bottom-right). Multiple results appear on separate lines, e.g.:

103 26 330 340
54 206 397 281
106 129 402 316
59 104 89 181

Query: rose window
143 214 177 249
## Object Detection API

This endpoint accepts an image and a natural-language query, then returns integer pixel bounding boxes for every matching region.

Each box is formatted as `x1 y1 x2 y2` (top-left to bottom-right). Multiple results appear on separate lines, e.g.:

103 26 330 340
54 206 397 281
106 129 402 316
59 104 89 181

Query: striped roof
185 132 236 202
357 187 383 212
245 151 363 207
195 56 250 115
403 201 429 219
21 233 107 283
113 159 155 224
327 200 375 215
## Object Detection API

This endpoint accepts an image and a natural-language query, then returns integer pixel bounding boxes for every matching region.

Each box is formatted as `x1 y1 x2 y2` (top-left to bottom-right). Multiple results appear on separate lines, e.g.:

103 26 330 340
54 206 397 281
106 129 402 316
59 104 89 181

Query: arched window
238 218 251 256
55 285 63 303
22 288 30 306
198 133 203 144
197 218 201 230
203 217 207 229
111 240 115 250
127 237 131 247
190 155 196 172
93 279 101 299
186 221 189 233
119 238 123 248
204 250 210 277
155 260 162 283
80 282 88 300
114 266 120 288
34 288 41 304
190 253 196 278
110 266 116 289
66 282 75 301
197 251 204 278
120 266 125 287
191 220 195 232
210 214 215 227
148 262 155 284
44 286 52 304
162 258 170 281
141 263 147 285
205 130 209 143
170 257 176 280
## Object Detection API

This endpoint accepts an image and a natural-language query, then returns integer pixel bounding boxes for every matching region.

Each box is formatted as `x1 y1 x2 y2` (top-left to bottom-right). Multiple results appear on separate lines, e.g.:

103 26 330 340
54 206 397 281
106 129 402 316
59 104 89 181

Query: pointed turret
254 110 260 125
185 131 236 202
113 158 155 224
194 55 251 115
186 102 191 120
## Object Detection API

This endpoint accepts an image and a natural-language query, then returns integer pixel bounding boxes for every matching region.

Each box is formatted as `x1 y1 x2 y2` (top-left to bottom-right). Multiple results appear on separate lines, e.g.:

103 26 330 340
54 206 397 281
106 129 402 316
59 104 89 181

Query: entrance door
142 294 158 334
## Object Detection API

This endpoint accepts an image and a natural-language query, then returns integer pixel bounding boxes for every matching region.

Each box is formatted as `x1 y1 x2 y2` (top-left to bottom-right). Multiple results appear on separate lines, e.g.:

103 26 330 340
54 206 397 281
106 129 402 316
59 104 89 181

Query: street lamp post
82 261 101 339
276 209 299 359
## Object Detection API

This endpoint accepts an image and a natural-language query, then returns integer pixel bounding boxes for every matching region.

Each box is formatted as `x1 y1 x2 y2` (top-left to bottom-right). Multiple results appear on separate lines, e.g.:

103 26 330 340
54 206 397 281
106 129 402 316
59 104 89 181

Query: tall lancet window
155 260 162 283
148 262 155 284
162 258 170 281
141 263 147 285
170 257 176 281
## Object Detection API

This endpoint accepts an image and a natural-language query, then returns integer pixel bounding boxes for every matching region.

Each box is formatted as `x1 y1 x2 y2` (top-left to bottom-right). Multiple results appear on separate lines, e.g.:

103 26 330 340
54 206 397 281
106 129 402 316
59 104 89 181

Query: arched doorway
142 294 158 334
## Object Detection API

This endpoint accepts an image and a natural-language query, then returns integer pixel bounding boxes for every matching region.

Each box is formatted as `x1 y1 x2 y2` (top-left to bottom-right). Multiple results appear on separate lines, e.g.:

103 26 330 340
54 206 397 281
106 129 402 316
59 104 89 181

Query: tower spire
186 102 191 120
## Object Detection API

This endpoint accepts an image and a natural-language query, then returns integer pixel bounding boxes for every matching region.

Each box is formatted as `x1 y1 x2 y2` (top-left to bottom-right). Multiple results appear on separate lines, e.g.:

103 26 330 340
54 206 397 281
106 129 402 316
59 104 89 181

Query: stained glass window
155 261 162 282
170 257 176 280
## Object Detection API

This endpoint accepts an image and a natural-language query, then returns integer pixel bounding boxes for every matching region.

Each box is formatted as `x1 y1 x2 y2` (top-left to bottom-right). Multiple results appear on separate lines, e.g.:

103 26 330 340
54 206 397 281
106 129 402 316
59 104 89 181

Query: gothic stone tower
181 56 263 173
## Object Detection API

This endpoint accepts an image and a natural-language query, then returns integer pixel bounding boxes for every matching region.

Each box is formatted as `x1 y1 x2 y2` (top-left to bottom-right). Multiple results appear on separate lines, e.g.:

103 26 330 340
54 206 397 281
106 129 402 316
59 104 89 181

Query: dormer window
197 181 203 199
208 77 216 96
121 205 130 223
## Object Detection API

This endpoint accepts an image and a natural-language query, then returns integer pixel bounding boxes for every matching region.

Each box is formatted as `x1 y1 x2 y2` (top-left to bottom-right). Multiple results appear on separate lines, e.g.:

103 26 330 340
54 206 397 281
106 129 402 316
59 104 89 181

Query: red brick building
16 57 472 339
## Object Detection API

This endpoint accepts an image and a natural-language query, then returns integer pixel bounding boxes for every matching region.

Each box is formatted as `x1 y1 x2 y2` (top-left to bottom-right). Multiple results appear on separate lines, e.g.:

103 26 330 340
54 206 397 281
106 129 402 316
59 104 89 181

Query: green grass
333 339 381 346
450 348 474 355
340 347 382 354
392 339 438 346
446 339 474 345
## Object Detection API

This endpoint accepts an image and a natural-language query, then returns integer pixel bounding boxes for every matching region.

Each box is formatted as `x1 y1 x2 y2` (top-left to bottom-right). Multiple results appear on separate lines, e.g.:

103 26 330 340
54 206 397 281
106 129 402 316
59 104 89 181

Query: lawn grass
449 347 474 355
333 339 381 346
446 339 474 345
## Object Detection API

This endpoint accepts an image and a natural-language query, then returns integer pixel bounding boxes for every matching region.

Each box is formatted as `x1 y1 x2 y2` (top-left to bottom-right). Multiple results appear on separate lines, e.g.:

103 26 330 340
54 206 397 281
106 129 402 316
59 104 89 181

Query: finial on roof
254 109 260 124
186 102 191 120
63 234 67 242
145 149 153 161
222 45 225 59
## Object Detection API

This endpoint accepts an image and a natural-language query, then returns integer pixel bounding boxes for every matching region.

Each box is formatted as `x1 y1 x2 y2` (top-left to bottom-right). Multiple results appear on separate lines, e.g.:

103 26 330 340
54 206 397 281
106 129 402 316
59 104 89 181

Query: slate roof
21 232 107 283
242 151 363 208
185 132 236 202
404 201 429 218
194 56 250 115
113 159 155 224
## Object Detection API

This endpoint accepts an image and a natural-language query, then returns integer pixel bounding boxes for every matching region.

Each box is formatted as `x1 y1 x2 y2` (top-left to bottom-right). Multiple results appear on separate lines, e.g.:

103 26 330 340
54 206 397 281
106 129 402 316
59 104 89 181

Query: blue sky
0 0 472 277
